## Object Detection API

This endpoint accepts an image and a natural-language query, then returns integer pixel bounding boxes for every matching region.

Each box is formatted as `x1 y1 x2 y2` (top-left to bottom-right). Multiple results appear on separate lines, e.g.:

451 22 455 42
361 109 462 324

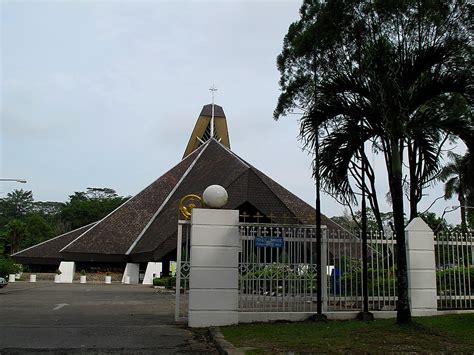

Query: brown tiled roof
11 223 96 265
128 139 345 261
60 145 204 257
16 139 347 264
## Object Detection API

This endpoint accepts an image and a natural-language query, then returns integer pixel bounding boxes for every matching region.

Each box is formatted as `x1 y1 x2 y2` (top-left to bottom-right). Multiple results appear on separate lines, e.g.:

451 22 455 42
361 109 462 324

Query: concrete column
58 261 75 283
142 262 163 285
121 263 140 284
405 217 437 316
188 208 239 327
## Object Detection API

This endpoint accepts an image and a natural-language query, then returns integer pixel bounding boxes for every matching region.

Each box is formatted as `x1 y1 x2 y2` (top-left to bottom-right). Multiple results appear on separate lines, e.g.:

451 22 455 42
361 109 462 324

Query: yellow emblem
179 194 204 220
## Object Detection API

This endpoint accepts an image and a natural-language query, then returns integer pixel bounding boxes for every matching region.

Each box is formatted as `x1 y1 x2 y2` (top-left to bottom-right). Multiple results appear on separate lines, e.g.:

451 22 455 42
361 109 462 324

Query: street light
0 178 27 183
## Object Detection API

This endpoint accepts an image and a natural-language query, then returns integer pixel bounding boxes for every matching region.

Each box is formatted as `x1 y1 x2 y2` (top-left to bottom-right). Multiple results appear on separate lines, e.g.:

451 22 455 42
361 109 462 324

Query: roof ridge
125 139 212 255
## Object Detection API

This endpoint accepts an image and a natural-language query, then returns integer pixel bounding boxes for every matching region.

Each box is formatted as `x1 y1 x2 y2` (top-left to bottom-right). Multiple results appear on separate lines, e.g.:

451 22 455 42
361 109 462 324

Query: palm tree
439 151 473 230
275 0 472 324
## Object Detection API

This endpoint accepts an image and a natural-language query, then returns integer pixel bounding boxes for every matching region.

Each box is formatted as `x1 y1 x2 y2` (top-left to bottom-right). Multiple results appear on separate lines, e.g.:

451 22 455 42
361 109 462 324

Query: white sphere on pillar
203 185 228 208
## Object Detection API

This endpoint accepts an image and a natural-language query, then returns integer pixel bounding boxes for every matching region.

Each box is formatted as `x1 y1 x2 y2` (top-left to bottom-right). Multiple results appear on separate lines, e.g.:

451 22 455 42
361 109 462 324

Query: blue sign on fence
255 236 283 248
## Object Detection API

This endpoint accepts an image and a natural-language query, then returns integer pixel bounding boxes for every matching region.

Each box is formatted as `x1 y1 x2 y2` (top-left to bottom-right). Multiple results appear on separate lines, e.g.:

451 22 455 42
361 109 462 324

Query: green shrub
437 266 474 294
240 263 317 294
153 276 176 287
0 258 22 277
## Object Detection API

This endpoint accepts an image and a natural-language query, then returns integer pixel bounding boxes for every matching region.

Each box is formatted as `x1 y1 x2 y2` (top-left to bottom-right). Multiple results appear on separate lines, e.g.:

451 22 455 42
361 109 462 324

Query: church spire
209 84 217 139
182 98 231 159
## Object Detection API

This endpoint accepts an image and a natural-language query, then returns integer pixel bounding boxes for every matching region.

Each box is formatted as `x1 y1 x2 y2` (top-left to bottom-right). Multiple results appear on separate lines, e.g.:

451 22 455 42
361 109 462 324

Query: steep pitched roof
127 139 341 261
58 145 205 261
11 223 96 265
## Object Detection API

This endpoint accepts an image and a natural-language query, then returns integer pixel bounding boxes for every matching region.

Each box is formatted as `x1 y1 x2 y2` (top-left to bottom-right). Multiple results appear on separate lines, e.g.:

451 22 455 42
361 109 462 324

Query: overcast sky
1 0 466 225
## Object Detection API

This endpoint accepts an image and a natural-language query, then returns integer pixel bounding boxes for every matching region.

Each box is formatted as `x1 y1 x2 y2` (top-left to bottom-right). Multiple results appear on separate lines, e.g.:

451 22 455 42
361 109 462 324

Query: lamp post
0 178 27 183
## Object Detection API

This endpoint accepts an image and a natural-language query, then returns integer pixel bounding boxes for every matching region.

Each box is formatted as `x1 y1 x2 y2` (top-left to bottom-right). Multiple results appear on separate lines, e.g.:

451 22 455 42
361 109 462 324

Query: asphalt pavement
0 282 216 354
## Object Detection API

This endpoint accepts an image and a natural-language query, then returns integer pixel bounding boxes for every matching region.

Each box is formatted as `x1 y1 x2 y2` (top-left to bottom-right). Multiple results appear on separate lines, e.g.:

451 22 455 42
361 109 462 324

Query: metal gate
175 220 191 322
176 219 399 321
238 223 322 312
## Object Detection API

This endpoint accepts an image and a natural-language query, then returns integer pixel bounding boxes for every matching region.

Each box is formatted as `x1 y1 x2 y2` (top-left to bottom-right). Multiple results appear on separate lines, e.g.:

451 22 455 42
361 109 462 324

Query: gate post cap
203 185 228 208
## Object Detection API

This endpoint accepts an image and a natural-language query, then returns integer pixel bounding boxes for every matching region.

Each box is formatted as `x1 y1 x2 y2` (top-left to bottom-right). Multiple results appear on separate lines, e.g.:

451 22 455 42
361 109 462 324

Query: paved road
0 282 216 354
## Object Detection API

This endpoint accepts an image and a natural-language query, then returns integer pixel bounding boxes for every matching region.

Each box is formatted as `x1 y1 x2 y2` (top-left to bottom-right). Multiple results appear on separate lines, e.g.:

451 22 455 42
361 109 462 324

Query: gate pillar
405 217 437 316
188 208 240 327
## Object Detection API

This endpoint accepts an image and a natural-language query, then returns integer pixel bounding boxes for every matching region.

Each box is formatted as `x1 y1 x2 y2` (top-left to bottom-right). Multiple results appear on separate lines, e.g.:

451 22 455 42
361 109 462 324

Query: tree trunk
389 140 411 324
459 193 467 232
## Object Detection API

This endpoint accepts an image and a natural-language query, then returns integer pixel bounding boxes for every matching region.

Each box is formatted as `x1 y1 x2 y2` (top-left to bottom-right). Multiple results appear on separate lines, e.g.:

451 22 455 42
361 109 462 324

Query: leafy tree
3 219 27 255
420 212 451 233
439 150 473 230
22 214 54 250
0 189 33 222
275 0 472 323
61 188 128 229
332 208 393 233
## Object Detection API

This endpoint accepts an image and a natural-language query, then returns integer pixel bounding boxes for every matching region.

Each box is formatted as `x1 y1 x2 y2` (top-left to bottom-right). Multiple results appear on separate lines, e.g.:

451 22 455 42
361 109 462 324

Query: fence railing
238 223 319 312
175 220 191 322
326 230 397 312
435 231 473 310
177 218 474 320
238 224 398 313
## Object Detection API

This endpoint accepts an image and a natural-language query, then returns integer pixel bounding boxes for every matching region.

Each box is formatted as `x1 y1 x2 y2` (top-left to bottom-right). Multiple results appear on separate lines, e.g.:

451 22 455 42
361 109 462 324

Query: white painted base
124 276 130 284
189 311 238 327
58 261 75 283
54 274 61 283
105 275 112 284
80 275 87 284
142 262 162 285
29 275 36 282
121 263 139 284
8 274 15 282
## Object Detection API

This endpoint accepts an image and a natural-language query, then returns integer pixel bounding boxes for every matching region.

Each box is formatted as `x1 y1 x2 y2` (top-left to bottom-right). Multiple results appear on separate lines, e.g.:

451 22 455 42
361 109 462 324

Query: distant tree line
0 188 129 257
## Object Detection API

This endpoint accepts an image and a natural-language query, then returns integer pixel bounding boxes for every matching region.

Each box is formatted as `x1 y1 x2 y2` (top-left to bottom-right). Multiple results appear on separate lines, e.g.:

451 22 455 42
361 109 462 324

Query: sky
0 0 467 225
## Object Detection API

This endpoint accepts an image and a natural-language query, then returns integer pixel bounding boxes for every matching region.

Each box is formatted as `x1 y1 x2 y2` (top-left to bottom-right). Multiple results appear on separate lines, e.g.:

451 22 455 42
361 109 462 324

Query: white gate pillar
188 208 240 327
405 217 437 316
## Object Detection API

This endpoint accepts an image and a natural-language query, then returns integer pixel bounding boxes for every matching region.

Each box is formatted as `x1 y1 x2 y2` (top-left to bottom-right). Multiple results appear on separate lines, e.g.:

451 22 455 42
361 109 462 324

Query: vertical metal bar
443 234 449 308
175 222 183 322
392 232 396 310
466 233 473 308
436 236 441 310
460 232 467 308
455 232 462 308
370 232 375 311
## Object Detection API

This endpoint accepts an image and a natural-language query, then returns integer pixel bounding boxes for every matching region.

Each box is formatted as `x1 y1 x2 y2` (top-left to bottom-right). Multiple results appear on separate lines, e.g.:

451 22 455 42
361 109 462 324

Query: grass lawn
221 314 474 354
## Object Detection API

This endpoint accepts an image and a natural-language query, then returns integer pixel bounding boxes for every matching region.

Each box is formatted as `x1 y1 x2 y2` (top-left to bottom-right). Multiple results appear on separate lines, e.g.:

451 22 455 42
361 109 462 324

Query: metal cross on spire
209 85 217 138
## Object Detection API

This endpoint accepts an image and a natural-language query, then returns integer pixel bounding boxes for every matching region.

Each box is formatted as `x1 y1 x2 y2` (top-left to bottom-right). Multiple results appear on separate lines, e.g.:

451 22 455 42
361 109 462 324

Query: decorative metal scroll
178 194 204 220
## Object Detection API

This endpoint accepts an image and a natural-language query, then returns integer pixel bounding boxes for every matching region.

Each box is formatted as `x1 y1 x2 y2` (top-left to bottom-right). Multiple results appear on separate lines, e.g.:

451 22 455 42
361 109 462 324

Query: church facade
12 104 342 279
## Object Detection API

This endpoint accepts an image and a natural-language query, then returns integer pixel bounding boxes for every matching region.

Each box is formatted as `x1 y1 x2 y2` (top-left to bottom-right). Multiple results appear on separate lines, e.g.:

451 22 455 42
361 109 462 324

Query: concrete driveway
0 282 216 354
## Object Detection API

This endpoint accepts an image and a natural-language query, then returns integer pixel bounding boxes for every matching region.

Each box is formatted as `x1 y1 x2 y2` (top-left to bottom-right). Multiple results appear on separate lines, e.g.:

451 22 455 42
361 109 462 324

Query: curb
208 327 244 355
